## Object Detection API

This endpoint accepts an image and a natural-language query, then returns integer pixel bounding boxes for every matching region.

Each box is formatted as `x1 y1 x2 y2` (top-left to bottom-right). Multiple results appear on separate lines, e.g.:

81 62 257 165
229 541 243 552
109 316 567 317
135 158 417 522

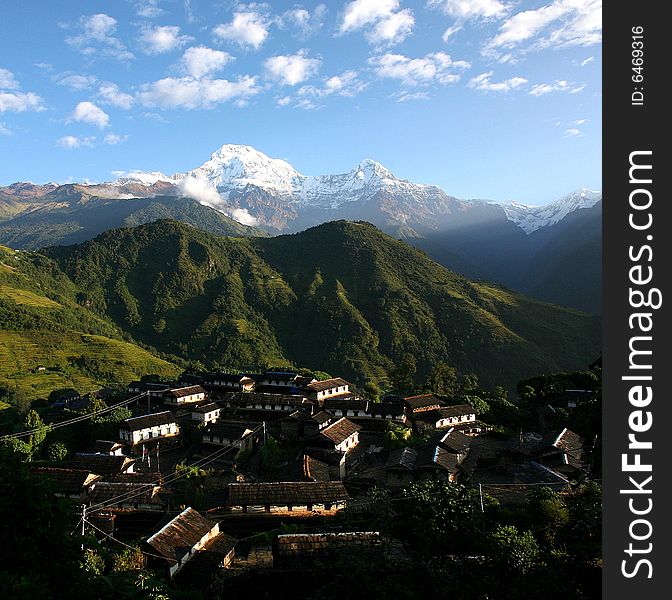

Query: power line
86 424 264 513
0 393 148 441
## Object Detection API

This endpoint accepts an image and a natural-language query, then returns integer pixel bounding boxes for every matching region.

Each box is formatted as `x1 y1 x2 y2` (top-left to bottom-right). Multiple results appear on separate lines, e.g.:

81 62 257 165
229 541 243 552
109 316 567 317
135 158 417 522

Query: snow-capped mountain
104 144 600 234
499 188 602 234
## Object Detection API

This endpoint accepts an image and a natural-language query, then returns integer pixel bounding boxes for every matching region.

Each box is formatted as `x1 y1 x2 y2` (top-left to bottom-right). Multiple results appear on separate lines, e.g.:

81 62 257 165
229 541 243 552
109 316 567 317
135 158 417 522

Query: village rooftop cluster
28 368 594 595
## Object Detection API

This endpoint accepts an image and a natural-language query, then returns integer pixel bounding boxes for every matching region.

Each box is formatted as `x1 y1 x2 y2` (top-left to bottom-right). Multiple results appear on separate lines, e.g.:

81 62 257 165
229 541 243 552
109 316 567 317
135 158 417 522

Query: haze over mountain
0 144 601 313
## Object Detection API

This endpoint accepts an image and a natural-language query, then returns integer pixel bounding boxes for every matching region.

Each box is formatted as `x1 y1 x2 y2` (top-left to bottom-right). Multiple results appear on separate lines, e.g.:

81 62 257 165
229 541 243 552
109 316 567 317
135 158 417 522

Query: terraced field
0 330 181 400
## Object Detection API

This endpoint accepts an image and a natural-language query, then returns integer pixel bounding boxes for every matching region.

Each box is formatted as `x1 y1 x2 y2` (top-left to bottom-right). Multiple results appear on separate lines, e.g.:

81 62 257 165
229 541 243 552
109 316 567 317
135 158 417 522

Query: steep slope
522 200 602 313
47 220 600 390
0 192 265 250
413 195 602 313
0 245 180 399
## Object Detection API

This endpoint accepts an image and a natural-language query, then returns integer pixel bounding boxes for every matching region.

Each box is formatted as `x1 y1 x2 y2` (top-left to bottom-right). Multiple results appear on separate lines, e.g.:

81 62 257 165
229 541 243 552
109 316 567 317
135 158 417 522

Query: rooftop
71 453 135 475
165 385 206 398
318 417 362 445
306 378 350 393
226 481 348 506
120 411 177 432
146 507 216 563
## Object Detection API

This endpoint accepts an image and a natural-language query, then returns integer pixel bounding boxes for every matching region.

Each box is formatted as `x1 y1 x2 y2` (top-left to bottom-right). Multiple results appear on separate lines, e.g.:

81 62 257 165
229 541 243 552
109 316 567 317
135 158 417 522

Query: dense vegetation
46 219 600 390
0 245 180 399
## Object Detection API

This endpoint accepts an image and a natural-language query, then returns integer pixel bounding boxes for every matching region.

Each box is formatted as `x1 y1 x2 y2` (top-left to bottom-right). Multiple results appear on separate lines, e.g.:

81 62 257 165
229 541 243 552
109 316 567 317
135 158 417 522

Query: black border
603 2 672 596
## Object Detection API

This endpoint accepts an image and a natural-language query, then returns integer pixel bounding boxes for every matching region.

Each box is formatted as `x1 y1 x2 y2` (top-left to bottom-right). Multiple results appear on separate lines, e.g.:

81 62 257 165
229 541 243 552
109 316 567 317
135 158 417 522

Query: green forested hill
0 245 180 399
45 220 600 389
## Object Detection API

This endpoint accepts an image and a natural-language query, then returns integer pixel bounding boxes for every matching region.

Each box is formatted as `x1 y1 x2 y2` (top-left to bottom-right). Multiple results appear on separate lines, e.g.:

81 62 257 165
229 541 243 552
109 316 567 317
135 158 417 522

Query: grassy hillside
47 220 600 389
0 245 180 399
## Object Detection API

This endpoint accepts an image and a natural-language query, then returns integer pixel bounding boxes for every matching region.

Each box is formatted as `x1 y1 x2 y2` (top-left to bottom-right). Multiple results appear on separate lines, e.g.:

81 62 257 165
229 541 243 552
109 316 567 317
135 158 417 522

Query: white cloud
182 46 233 79
230 208 258 226
368 9 414 45
56 73 98 91
339 0 414 46
264 50 321 86
277 96 292 106
104 133 128 145
57 135 96 148
71 101 110 128
140 25 192 54
572 118 587 125
97 82 135 109
282 5 328 37
66 14 134 61
395 91 431 102
298 70 366 98
179 175 222 206
580 56 595 66
179 175 261 225
528 80 585 95
0 68 20 90
369 52 470 86
213 10 270 50
428 0 509 20
0 122 12 135
442 24 462 42
0 91 45 112
138 75 259 109
136 0 165 18
564 127 581 137
468 71 527 92
484 0 601 59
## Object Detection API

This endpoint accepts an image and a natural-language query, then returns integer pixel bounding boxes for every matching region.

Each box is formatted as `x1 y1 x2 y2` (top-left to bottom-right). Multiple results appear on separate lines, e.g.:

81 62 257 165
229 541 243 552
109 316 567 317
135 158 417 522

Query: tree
0 382 30 415
490 525 540 575
47 441 69 461
0 447 89 598
459 373 480 395
423 363 458 397
24 409 49 458
388 354 417 395
362 381 381 402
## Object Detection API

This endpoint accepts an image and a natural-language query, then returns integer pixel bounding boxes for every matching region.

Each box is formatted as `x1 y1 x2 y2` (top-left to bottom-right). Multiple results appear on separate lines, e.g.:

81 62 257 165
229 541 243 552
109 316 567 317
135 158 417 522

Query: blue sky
0 0 601 204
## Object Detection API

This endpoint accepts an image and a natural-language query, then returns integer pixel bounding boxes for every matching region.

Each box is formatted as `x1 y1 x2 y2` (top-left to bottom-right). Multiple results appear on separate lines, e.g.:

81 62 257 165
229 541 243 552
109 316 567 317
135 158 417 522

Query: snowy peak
500 187 601 233
188 144 303 193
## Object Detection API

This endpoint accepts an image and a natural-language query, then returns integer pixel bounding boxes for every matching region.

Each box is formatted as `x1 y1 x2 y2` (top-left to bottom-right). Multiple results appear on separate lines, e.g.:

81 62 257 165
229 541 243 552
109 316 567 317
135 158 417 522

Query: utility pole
262 421 267 445
478 483 484 513
81 505 86 550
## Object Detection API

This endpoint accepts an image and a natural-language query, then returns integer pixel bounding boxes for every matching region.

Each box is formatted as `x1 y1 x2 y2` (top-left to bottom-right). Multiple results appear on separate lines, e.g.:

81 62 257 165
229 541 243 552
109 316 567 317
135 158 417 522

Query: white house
190 402 221 424
119 411 180 445
146 507 223 579
305 378 351 403
163 385 206 406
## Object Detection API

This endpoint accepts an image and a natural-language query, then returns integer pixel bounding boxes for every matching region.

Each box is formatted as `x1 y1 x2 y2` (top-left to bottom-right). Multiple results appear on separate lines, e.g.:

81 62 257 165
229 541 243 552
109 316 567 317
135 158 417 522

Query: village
17 367 596 598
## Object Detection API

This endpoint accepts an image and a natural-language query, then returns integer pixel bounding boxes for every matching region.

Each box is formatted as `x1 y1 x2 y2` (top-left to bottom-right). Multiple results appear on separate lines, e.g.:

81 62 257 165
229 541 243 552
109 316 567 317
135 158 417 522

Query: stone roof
87 482 161 506
165 385 206 398
32 467 101 494
384 447 418 471
306 378 350 393
71 453 136 475
415 446 459 473
435 404 477 418
120 411 177 432
403 394 445 412
225 481 348 506
318 417 361 445
146 507 216 563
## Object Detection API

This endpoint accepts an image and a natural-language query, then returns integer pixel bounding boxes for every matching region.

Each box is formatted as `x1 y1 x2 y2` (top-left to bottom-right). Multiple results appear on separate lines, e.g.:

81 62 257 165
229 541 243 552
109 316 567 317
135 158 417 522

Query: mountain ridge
44 218 600 390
